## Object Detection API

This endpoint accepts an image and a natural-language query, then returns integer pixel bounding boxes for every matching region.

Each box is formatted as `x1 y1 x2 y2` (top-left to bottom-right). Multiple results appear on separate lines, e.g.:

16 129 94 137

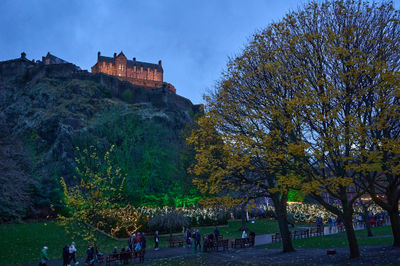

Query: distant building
42 52 70 65
91 51 176 93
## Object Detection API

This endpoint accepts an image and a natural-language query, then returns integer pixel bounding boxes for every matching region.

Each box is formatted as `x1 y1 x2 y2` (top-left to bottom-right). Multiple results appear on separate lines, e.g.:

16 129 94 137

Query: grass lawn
0 221 184 265
259 226 394 249
0 218 284 265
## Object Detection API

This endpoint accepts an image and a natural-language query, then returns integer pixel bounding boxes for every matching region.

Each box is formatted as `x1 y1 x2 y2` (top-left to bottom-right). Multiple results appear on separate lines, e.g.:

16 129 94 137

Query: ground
23 245 400 266
142 245 400 266
1 220 397 265
0 219 293 265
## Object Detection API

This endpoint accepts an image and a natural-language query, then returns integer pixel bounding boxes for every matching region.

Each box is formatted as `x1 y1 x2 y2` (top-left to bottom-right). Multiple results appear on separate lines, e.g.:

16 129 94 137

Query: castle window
140 67 143 73
155 69 157 75
147 68 150 75
134 66 136 72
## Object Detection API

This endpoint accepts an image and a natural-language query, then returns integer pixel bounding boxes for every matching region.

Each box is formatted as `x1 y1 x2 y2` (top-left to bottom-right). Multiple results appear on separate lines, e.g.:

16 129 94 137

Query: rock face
0 58 200 222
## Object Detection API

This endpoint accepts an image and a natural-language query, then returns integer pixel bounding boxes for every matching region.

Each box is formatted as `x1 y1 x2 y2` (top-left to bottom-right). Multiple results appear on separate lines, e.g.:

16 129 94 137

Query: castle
91 51 176 93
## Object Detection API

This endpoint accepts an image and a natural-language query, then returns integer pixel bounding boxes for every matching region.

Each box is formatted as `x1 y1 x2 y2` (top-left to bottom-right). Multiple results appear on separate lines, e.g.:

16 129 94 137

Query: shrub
122 89 132 102
147 210 188 236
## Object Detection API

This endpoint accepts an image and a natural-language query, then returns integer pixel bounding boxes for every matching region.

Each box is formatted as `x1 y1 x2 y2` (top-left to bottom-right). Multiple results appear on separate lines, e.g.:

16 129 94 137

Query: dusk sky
1 0 398 104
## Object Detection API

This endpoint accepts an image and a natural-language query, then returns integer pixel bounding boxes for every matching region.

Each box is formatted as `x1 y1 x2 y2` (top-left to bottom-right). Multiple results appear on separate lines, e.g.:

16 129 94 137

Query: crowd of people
183 228 203 250
123 231 147 263
319 211 390 234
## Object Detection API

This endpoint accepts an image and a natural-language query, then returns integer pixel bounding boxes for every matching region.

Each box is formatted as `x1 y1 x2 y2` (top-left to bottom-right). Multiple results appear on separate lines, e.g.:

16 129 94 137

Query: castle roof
42 52 70 64
98 56 163 72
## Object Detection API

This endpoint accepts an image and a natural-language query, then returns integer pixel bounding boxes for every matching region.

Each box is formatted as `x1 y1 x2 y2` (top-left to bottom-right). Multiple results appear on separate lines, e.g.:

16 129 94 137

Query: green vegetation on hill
0 64 200 222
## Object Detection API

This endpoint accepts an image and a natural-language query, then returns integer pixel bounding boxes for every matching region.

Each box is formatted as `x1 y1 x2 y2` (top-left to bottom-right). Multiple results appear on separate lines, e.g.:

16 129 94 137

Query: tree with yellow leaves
190 0 399 258
188 16 308 251
282 0 400 257
59 145 142 241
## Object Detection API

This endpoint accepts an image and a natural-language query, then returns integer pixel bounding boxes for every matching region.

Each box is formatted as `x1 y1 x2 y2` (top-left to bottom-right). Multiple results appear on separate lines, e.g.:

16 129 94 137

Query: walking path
253 222 388 246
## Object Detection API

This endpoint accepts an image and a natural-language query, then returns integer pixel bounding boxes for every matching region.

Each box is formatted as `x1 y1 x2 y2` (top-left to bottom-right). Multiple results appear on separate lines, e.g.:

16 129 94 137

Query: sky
0 0 398 104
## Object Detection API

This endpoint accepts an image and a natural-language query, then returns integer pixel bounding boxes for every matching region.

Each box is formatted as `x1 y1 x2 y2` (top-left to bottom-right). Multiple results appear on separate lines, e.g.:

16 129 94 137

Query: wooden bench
231 237 251 248
169 236 185 247
216 239 229 251
231 238 243 248
292 230 302 239
292 229 309 239
309 227 324 237
271 232 281 243
106 253 120 266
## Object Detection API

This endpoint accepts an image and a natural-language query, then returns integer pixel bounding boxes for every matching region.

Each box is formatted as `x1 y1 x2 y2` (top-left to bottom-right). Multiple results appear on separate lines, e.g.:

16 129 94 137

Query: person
249 231 256 246
85 245 94 266
62 245 69 266
122 247 130 264
214 227 220 241
113 246 118 254
119 247 126 265
69 241 78 265
135 232 141 247
93 242 102 263
332 216 336 232
139 232 146 263
134 232 141 259
358 214 363 228
328 217 333 233
39 246 49 266
194 229 201 251
203 235 209 252
128 233 134 251
336 216 342 232
241 230 247 238
154 231 159 250
185 228 192 248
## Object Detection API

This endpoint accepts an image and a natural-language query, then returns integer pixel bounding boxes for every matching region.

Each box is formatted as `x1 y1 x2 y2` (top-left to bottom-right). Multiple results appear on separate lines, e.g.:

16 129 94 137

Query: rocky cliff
0 57 200 222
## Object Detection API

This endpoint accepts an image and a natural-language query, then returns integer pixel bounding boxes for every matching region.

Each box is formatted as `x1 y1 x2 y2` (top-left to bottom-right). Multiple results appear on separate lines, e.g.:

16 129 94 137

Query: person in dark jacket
194 229 201 251
62 245 69 266
139 232 146 262
214 227 220 241
185 228 192 248
85 245 94 266
154 231 159 250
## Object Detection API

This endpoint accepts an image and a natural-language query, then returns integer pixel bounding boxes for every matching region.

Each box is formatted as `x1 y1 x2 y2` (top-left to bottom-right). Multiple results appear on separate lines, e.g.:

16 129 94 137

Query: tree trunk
273 195 295 253
240 204 247 231
343 212 360 259
388 209 400 247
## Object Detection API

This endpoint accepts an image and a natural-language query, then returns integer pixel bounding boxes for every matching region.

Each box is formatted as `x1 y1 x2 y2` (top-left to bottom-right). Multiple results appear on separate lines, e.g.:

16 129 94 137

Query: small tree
59 145 142 240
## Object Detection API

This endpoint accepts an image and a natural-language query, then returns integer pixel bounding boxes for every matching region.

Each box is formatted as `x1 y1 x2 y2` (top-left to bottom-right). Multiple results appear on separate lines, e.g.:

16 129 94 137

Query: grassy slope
260 226 394 249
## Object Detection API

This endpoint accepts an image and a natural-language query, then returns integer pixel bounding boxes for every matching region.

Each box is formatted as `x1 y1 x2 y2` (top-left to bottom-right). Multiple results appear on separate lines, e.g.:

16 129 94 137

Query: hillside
0 56 200 222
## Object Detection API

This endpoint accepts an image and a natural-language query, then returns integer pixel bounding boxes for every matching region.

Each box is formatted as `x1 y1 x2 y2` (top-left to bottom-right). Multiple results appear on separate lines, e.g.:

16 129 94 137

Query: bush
147 210 189 235
122 89 132 102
